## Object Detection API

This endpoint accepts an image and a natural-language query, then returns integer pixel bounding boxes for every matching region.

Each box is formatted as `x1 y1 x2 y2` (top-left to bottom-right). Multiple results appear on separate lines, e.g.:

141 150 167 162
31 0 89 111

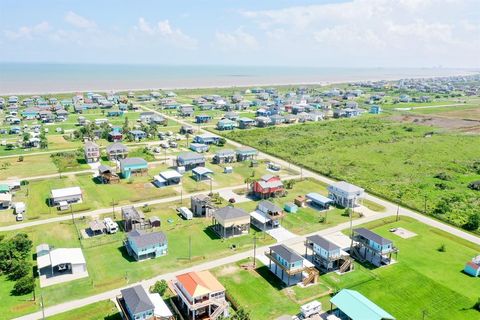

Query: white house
51 187 83 209
327 181 364 208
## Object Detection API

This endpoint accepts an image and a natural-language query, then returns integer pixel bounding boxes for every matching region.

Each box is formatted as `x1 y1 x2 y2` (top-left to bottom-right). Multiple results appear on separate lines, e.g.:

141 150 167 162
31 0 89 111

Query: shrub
8 260 31 280
13 276 35 295
437 244 446 252
434 172 452 181
151 280 168 296
464 213 480 231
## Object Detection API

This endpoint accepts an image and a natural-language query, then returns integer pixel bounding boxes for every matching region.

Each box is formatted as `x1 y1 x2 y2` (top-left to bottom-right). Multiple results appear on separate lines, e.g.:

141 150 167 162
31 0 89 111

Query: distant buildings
84 140 100 163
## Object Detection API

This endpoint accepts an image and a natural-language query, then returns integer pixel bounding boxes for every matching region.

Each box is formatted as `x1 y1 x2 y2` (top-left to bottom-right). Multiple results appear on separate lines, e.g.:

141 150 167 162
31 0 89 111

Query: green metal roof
0 184 10 193
330 289 395 320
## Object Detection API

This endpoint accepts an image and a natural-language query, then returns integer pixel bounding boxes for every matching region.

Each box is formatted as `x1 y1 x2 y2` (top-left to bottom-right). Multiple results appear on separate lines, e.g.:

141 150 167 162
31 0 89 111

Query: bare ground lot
390 114 480 134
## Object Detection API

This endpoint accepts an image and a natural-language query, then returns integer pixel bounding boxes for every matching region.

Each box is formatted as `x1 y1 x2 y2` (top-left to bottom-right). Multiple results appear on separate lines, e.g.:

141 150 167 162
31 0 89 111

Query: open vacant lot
224 117 480 230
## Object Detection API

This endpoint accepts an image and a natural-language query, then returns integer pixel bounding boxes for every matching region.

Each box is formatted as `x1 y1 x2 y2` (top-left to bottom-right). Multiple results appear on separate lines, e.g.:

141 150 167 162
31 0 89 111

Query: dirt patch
217 265 239 277
390 114 480 133
392 227 417 239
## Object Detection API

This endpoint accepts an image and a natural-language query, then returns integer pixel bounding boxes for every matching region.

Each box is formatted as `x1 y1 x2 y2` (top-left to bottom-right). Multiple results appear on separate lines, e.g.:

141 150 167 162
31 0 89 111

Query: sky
0 0 479 68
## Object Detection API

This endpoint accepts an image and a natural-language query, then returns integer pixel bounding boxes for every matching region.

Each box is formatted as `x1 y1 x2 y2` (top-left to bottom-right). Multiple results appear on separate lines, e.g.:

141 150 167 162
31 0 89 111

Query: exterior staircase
209 299 229 320
302 267 319 286
339 258 353 273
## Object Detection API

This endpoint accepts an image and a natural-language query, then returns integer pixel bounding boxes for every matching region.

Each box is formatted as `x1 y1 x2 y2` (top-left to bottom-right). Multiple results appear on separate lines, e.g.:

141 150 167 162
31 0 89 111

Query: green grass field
223 117 480 231
0 202 275 318
47 300 121 320
213 217 480 320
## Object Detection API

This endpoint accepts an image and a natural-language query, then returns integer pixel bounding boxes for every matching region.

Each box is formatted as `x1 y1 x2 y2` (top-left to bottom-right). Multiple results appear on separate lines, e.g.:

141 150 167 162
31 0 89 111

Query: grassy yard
47 300 121 320
0 154 61 180
212 217 480 320
235 178 360 235
223 117 480 231
0 201 275 318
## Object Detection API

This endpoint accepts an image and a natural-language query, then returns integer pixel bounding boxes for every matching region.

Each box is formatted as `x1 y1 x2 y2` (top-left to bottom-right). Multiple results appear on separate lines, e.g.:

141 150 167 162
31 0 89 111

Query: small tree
151 279 168 296
9 260 31 280
13 276 35 295
465 213 480 231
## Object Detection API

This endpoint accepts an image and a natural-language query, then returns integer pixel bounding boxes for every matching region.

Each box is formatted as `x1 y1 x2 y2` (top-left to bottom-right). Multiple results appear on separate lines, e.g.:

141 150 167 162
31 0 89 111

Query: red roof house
251 174 285 199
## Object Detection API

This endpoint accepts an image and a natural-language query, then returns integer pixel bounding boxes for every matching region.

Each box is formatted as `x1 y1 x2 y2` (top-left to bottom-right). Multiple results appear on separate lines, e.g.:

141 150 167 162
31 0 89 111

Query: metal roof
270 244 303 263
106 142 128 153
214 206 249 221
354 228 392 246
127 230 167 248
330 289 395 320
307 235 340 251
51 187 82 199
121 285 154 315
120 157 148 167
37 247 86 269
306 192 333 205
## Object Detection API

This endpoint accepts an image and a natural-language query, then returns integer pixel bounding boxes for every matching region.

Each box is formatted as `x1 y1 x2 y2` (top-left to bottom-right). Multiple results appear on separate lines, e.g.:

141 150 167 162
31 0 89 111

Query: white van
104 217 118 234
178 207 193 220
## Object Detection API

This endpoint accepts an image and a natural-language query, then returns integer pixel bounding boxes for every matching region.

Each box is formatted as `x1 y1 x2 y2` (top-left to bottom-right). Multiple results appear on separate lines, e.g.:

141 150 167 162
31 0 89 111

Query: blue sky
0 0 479 67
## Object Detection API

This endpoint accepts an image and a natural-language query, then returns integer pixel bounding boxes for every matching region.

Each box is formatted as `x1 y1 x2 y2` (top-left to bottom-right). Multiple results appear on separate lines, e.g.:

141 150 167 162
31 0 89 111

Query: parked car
160 142 169 149
169 140 178 148
16 213 24 221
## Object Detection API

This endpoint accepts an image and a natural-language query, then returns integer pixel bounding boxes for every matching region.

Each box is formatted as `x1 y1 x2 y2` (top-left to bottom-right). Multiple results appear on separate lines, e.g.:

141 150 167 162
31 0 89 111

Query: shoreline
1 71 478 96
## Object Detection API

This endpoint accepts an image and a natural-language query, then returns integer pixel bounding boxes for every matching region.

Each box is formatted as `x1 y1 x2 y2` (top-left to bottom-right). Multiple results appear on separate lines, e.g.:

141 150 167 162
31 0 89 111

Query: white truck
104 217 119 234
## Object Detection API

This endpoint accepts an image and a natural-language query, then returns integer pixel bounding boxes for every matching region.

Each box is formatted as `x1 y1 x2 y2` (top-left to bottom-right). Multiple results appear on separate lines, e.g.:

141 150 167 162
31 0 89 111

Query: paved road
0 174 299 232
12 105 480 319
149 105 480 246
14 211 392 320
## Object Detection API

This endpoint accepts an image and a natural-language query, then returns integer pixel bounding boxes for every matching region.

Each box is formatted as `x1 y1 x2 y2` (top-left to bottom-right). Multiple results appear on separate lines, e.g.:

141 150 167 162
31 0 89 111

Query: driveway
267 226 297 242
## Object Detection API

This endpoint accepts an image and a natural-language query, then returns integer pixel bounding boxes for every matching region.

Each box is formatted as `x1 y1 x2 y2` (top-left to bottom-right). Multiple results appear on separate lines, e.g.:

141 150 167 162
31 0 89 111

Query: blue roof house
238 117 256 129
119 158 148 179
107 110 124 117
129 130 147 141
195 114 212 123
217 119 236 131
266 244 308 286
194 133 220 145
124 230 168 261
305 235 352 272
21 108 39 120
369 105 382 114
352 228 398 267
177 152 205 171
330 289 396 320
189 143 209 153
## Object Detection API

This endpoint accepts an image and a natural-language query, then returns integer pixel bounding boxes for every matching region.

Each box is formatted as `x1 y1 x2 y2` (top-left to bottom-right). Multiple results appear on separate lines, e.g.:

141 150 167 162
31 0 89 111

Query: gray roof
215 149 235 157
261 174 274 181
177 152 205 162
106 142 128 153
307 235 340 251
120 157 147 167
354 228 392 246
270 244 303 263
98 165 113 173
259 200 282 213
214 206 249 220
127 230 167 248
121 285 154 315
122 206 144 220
236 147 257 155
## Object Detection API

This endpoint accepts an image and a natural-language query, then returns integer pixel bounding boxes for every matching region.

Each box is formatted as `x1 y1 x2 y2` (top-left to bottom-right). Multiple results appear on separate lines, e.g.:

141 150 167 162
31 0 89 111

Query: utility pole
70 205 74 224
396 193 402 222
253 234 257 268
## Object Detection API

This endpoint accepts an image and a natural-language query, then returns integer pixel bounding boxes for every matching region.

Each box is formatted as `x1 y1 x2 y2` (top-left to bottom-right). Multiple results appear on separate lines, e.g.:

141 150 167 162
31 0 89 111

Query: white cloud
242 0 480 67
215 28 258 51
4 21 50 40
64 11 96 29
134 18 197 49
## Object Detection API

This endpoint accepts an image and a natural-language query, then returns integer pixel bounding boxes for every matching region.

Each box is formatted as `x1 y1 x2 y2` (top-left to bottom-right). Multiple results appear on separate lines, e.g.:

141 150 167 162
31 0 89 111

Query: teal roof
331 289 395 320
0 184 9 193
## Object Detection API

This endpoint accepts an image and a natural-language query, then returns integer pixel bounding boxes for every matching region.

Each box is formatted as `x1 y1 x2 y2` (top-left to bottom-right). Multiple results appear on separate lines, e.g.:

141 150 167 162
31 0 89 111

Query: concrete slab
392 227 417 239
40 270 89 288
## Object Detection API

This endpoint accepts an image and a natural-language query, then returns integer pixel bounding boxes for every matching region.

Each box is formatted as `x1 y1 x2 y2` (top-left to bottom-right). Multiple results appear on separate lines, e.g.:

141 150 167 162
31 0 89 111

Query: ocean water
0 63 476 94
